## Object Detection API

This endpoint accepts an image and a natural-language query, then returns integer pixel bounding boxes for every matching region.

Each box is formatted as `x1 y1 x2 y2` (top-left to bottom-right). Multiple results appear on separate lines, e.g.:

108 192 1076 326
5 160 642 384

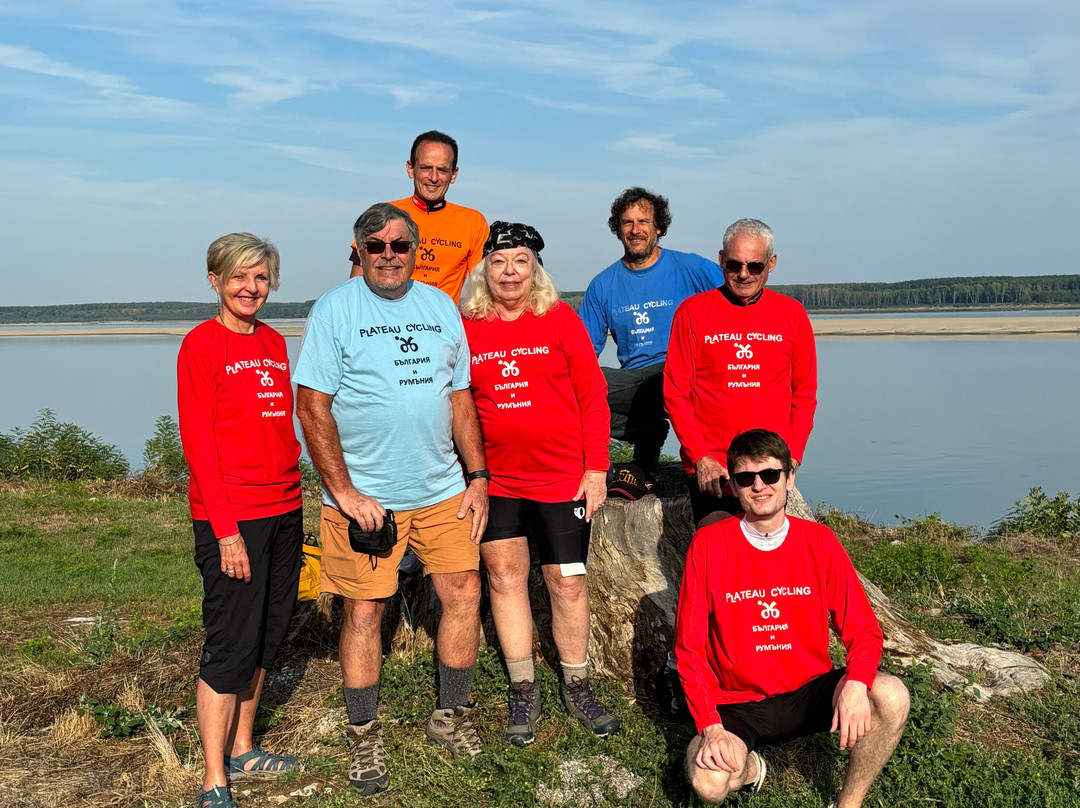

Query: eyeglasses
362 239 413 255
731 468 786 487
723 259 768 275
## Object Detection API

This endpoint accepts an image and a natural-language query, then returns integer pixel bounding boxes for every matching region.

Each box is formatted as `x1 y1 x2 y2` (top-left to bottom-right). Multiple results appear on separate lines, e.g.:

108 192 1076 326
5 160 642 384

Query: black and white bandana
483 221 545 265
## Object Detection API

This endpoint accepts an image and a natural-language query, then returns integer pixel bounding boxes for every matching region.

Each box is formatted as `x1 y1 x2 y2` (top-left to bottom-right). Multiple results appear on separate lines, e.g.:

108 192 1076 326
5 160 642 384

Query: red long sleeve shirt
674 516 884 733
664 288 817 472
463 301 610 502
177 319 302 538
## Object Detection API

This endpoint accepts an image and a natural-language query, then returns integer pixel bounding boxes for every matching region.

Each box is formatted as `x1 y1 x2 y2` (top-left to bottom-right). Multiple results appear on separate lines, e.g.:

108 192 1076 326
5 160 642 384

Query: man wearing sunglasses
348 131 488 303
296 202 490 794
665 218 817 528
579 187 723 496
675 429 909 807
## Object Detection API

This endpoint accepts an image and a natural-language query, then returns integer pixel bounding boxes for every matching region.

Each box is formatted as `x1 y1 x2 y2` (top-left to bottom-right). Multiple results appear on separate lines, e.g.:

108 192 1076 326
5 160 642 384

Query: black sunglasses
362 239 413 255
723 259 767 275
731 468 786 487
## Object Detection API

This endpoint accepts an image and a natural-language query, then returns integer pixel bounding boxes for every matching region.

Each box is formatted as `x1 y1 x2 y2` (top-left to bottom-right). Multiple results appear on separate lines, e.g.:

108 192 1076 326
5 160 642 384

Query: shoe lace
451 709 482 751
566 676 606 719
349 722 384 767
508 680 536 725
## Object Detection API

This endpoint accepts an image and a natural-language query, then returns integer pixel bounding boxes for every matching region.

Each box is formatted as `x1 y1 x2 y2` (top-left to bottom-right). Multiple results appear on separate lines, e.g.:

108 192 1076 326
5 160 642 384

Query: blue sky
1 1 1078 306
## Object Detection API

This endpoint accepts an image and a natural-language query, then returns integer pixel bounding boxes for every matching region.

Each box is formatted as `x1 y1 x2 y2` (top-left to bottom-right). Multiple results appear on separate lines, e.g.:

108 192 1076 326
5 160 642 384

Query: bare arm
451 387 489 543
295 385 385 531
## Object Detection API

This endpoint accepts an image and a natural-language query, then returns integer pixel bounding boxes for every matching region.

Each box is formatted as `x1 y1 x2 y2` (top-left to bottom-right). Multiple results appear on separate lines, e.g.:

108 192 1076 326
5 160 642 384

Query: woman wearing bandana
460 221 620 746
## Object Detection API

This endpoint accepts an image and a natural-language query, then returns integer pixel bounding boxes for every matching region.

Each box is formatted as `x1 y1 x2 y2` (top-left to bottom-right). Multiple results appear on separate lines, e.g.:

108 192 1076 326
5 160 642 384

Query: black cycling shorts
482 495 591 567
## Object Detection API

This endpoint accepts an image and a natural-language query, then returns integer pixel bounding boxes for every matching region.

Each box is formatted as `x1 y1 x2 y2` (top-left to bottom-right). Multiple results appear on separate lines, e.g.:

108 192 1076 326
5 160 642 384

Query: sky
2 1 1079 306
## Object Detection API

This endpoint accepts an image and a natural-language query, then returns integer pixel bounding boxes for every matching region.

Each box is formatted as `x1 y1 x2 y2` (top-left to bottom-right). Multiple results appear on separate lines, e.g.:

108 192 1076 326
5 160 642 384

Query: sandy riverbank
2 314 1080 339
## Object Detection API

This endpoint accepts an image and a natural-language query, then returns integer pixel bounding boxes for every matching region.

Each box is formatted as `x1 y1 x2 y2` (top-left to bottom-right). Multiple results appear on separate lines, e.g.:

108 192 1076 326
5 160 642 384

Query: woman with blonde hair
461 221 620 746
178 233 303 808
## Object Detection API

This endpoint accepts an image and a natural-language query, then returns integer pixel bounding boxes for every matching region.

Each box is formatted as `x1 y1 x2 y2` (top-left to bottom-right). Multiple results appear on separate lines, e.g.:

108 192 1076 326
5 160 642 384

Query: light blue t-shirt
579 249 722 369
293 278 470 511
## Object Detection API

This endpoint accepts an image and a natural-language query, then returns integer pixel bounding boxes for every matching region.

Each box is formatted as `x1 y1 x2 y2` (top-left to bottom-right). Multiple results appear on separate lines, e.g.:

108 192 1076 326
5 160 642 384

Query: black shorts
686 474 743 525
193 507 303 694
717 668 847 752
482 496 591 568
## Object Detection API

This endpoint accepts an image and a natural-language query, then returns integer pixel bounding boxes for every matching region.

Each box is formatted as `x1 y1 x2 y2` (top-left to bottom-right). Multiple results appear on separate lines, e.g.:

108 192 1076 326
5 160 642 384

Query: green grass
0 482 198 616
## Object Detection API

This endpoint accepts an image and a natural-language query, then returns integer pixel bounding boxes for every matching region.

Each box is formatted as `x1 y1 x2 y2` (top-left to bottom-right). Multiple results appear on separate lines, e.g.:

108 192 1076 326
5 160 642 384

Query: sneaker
398 549 422 575
743 750 766 792
504 680 541 747
561 675 621 737
345 719 388 795
426 704 482 759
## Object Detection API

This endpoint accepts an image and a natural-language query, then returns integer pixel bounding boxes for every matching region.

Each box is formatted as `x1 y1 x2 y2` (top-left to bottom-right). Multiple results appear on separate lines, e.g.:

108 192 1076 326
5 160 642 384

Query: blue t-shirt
579 249 722 369
293 277 471 511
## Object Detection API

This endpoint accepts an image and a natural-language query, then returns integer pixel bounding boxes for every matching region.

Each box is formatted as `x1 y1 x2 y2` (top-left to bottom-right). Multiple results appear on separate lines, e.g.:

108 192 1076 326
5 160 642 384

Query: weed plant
141 414 188 481
0 408 129 481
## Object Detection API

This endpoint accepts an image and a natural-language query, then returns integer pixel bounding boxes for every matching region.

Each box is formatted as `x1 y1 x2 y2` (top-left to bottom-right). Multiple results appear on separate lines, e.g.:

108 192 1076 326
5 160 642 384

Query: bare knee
484 555 529 595
870 673 910 728
542 567 588 604
685 737 734 804
343 598 385 635
433 570 481 612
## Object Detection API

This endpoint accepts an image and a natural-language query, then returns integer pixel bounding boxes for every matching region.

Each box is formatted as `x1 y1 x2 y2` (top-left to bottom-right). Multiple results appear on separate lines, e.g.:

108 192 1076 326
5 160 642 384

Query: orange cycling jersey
351 196 488 302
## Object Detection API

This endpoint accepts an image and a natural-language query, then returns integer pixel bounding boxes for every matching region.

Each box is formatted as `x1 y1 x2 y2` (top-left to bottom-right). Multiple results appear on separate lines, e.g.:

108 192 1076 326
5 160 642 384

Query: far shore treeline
4 274 1080 324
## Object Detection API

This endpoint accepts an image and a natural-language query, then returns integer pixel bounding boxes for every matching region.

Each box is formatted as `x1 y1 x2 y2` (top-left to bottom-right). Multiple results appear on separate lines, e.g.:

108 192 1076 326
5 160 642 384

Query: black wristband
467 469 491 482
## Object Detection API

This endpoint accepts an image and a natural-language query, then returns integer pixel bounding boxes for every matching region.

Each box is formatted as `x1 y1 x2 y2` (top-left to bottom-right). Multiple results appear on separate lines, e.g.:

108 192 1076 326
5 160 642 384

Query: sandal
226 746 301 780
197 785 237 808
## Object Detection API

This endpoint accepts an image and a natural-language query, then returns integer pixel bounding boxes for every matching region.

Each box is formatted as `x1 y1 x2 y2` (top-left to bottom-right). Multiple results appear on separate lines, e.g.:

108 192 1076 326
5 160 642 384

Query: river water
2 317 1077 531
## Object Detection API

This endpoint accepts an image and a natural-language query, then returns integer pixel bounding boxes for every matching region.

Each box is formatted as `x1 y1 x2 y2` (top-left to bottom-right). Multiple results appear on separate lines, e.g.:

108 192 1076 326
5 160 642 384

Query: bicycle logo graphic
633 310 650 325
498 360 520 377
256 370 274 387
573 506 585 520
757 600 780 619
735 343 753 359
419 247 436 262
395 336 419 353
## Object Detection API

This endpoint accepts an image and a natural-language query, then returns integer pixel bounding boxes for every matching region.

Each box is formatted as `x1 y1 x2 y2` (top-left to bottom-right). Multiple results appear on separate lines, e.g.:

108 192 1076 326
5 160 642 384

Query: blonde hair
460 250 559 320
206 233 281 291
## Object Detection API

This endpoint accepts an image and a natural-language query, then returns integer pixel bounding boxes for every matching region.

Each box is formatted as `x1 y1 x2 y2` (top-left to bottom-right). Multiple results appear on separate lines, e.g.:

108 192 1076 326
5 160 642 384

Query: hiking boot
504 680 541 747
561 675 621 737
345 719 388 795
426 704 482 759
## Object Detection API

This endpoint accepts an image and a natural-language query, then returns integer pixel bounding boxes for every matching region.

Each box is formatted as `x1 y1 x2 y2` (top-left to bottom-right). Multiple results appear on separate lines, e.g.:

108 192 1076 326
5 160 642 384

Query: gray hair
722 218 775 257
207 233 280 291
353 202 420 247
460 250 559 320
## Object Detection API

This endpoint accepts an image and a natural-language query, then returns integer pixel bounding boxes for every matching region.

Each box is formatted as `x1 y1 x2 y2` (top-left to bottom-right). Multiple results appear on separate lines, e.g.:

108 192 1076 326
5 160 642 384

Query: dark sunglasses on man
362 239 413 255
722 259 768 275
731 468 786 487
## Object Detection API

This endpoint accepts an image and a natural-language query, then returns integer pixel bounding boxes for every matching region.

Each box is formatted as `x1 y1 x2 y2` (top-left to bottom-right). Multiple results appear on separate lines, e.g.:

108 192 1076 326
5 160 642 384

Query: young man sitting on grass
674 429 909 807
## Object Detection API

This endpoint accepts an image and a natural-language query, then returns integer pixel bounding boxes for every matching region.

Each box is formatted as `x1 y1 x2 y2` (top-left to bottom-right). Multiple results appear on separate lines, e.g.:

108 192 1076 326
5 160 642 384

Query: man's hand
695 455 728 497
574 470 608 522
458 478 489 544
831 677 872 750
694 723 743 773
337 488 386 532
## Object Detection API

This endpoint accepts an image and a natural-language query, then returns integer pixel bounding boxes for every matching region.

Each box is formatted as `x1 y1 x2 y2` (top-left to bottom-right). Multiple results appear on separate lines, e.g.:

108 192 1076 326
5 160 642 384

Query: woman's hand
574 470 608 522
218 533 251 583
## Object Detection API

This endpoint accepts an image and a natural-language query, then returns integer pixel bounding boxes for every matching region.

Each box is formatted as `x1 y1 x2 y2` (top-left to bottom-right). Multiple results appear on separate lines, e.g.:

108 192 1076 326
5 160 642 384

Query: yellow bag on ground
297 534 322 602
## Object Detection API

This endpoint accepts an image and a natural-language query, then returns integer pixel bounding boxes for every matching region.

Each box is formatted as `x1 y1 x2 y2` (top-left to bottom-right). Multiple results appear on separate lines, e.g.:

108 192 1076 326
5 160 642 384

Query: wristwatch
467 469 491 482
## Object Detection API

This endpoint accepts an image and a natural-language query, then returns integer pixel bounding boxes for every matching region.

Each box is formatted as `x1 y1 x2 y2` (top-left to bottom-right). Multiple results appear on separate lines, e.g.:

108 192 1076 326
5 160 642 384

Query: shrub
0 409 129 481
994 486 1080 538
142 415 188 481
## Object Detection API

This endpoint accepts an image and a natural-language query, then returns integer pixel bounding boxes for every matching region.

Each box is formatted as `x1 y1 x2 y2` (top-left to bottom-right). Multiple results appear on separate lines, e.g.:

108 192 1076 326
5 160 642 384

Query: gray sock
560 660 588 685
437 662 476 709
343 684 379 725
505 655 535 684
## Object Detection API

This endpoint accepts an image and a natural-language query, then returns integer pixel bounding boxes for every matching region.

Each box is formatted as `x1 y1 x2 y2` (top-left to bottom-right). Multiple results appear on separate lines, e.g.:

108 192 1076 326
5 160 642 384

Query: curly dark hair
607 187 672 238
